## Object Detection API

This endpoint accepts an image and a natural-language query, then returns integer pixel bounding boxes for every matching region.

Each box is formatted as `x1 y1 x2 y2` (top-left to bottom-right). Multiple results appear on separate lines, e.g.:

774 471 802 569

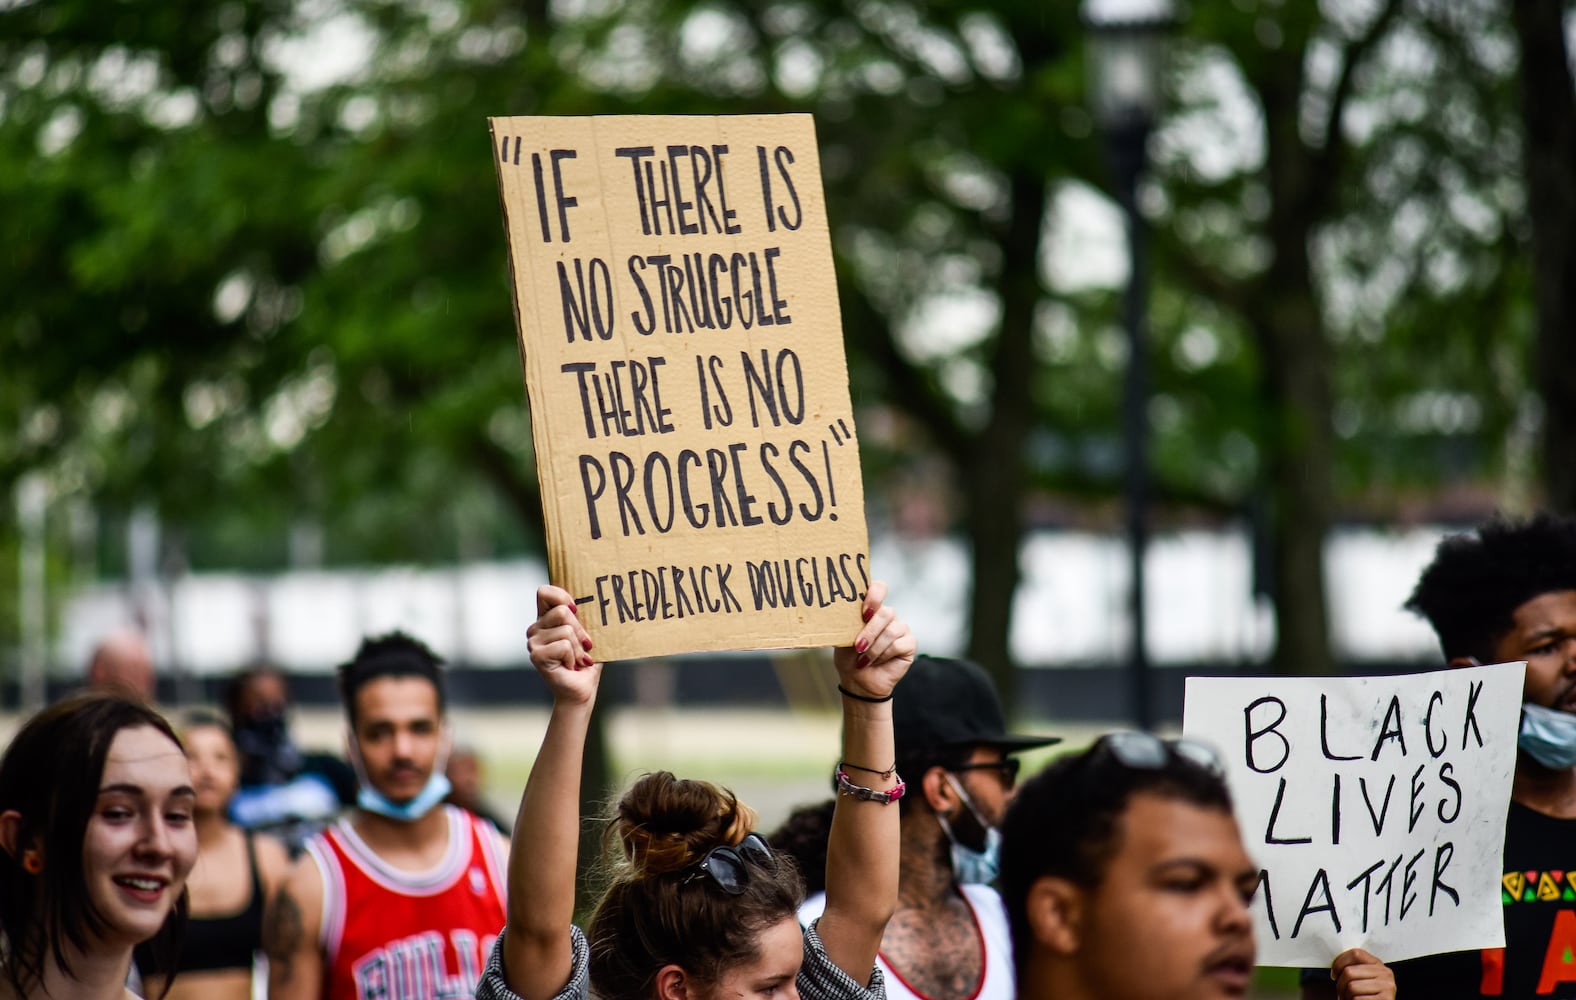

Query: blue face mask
357 771 453 822
1520 702 1576 771
348 730 452 823
938 774 1002 886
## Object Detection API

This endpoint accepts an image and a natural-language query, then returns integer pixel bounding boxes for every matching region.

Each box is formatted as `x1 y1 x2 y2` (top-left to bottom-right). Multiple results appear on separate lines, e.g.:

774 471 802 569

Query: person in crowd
265 633 510 1000
1002 733 1395 1000
225 665 356 850
0 692 198 999
476 581 915 1000
444 743 509 832
783 654 1058 1000
137 713 291 1000
86 628 156 700
1302 513 1576 998
770 798 838 897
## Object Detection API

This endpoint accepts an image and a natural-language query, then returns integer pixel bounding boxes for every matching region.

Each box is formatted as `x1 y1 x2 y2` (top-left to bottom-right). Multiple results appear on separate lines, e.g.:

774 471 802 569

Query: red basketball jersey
306 805 508 1000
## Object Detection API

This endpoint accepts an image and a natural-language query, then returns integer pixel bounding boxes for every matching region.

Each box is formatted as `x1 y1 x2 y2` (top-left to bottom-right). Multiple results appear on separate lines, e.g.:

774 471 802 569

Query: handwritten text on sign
1183 663 1524 966
489 115 868 662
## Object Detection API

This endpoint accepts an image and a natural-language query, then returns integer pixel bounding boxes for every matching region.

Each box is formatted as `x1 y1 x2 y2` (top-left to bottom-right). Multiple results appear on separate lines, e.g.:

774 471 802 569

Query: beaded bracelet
835 767 906 804
837 684 893 704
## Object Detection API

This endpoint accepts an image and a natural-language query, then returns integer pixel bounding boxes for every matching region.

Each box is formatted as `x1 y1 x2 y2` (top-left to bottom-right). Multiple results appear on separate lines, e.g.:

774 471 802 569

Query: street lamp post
1084 0 1174 730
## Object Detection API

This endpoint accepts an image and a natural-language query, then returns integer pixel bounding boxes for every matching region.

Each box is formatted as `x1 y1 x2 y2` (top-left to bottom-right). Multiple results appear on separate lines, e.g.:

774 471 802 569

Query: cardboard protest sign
1182 662 1524 967
489 114 869 662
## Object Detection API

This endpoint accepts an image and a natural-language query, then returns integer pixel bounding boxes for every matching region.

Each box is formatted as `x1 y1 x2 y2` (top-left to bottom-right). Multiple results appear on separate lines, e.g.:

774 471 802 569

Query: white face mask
1520 702 1576 771
937 773 1002 886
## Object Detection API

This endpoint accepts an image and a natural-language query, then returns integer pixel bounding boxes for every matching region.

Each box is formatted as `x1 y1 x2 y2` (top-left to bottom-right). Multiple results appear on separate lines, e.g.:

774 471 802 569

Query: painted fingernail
581 637 593 651
568 602 577 614
862 607 874 622
856 655 869 668
580 655 594 668
855 637 869 653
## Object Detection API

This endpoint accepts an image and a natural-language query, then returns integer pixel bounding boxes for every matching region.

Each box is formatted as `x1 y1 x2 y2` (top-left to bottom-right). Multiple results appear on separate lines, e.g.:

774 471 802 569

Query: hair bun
616 771 759 877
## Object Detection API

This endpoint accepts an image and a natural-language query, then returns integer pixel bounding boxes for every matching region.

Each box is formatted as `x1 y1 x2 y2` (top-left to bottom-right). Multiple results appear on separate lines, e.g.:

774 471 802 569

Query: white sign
1182 662 1525 967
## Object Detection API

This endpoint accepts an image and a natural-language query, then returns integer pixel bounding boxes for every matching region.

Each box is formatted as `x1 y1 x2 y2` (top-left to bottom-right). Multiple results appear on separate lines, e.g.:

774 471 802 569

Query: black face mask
234 709 303 786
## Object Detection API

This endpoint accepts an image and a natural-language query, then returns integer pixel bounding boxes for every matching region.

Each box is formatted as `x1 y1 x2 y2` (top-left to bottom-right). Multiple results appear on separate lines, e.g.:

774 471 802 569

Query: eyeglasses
1099 732 1224 775
683 833 773 895
950 757 1023 788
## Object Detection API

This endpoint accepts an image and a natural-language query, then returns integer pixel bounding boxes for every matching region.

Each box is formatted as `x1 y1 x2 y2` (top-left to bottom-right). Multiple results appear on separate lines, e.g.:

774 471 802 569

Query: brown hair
587 772 805 999
0 692 189 997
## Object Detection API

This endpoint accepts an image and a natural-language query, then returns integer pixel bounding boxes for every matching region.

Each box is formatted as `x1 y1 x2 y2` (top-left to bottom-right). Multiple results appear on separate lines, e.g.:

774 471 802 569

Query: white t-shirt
798 883 1014 1000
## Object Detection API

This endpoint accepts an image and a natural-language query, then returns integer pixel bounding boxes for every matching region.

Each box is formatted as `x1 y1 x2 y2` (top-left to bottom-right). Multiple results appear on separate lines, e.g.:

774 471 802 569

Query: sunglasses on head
949 756 1023 787
683 832 773 895
1097 732 1224 775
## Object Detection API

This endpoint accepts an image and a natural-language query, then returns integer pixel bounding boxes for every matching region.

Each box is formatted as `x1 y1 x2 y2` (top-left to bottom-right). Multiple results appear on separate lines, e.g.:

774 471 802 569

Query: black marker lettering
1424 690 1448 757
1370 695 1408 761
1264 777 1313 845
1244 697 1290 774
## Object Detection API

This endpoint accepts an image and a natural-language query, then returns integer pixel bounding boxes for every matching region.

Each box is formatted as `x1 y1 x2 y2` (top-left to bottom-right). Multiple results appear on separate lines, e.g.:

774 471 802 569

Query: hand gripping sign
1183 662 1524 967
489 114 869 662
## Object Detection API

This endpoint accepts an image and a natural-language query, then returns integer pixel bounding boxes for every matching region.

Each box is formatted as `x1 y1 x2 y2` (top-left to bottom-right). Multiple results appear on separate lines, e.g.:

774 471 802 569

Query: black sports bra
141 831 266 975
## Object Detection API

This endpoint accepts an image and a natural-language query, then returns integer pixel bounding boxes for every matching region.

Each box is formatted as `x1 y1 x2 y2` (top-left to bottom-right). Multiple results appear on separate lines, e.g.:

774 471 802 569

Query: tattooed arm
265 852 325 1000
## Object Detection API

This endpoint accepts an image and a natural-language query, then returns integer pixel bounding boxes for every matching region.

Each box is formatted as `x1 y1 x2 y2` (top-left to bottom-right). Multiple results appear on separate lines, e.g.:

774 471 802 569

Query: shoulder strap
244 830 263 897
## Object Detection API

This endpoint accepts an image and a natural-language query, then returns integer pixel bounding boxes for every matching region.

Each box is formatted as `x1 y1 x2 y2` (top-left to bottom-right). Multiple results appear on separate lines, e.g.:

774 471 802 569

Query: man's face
1491 590 1576 712
446 750 483 806
351 676 443 803
952 745 1016 828
237 671 290 724
1065 793 1258 1000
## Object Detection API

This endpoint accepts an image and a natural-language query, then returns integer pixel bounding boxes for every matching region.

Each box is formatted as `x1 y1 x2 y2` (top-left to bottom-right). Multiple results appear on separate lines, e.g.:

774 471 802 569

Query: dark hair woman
0 692 199 1000
477 581 915 1000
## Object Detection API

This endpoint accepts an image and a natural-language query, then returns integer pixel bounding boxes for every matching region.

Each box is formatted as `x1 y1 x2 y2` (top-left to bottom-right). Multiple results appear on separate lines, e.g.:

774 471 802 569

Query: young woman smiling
0 693 200 1000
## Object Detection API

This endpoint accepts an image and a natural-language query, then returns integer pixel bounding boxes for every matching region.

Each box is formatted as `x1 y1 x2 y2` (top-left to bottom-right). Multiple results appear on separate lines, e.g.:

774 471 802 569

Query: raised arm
499 584 601 1000
817 580 915 982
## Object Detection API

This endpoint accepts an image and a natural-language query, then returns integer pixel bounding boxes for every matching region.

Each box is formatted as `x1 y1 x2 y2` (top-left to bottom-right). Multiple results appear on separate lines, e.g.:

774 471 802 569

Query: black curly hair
1406 513 1576 662
336 631 447 726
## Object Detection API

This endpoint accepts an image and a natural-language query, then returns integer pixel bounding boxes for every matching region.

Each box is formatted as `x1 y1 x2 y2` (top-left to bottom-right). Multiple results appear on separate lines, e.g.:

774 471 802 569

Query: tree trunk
1511 0 1576 512
575 707 611 917
477 433 611 914
1253 43 1337 677
963 171 1046 706
1254 267 1337 677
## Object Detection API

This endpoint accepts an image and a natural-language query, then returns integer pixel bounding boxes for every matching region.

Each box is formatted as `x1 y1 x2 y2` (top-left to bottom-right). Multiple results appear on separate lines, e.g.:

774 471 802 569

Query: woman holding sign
477 581 914 1000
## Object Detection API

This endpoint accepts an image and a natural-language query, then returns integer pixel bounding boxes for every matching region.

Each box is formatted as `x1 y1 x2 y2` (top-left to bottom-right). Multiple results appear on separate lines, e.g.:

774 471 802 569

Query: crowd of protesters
2 512 1574 999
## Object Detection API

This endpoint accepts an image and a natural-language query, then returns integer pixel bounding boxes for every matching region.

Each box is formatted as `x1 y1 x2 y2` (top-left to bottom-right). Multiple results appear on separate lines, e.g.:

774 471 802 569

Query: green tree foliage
1149 0 1537 672
0 0 1553 700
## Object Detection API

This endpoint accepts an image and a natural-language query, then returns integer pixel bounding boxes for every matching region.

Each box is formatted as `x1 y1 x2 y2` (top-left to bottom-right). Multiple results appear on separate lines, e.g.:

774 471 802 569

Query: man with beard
1003 734 1394 1000
795 654 1059 1000
265 633 510 1000
1303 514 1576 998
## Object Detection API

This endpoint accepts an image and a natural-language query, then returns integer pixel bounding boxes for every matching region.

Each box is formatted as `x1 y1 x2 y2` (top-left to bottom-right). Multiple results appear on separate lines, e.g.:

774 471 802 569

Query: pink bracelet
835 768 905 805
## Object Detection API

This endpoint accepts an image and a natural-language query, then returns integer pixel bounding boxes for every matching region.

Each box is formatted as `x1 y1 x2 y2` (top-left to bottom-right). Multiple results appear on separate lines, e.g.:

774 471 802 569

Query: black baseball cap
893 654 1061 759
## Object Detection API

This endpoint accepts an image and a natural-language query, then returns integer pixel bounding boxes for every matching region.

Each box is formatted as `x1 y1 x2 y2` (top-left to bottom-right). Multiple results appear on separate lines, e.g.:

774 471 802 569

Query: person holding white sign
1303 514 1576 999
477 580 915 1000
1001 734 1396 1000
